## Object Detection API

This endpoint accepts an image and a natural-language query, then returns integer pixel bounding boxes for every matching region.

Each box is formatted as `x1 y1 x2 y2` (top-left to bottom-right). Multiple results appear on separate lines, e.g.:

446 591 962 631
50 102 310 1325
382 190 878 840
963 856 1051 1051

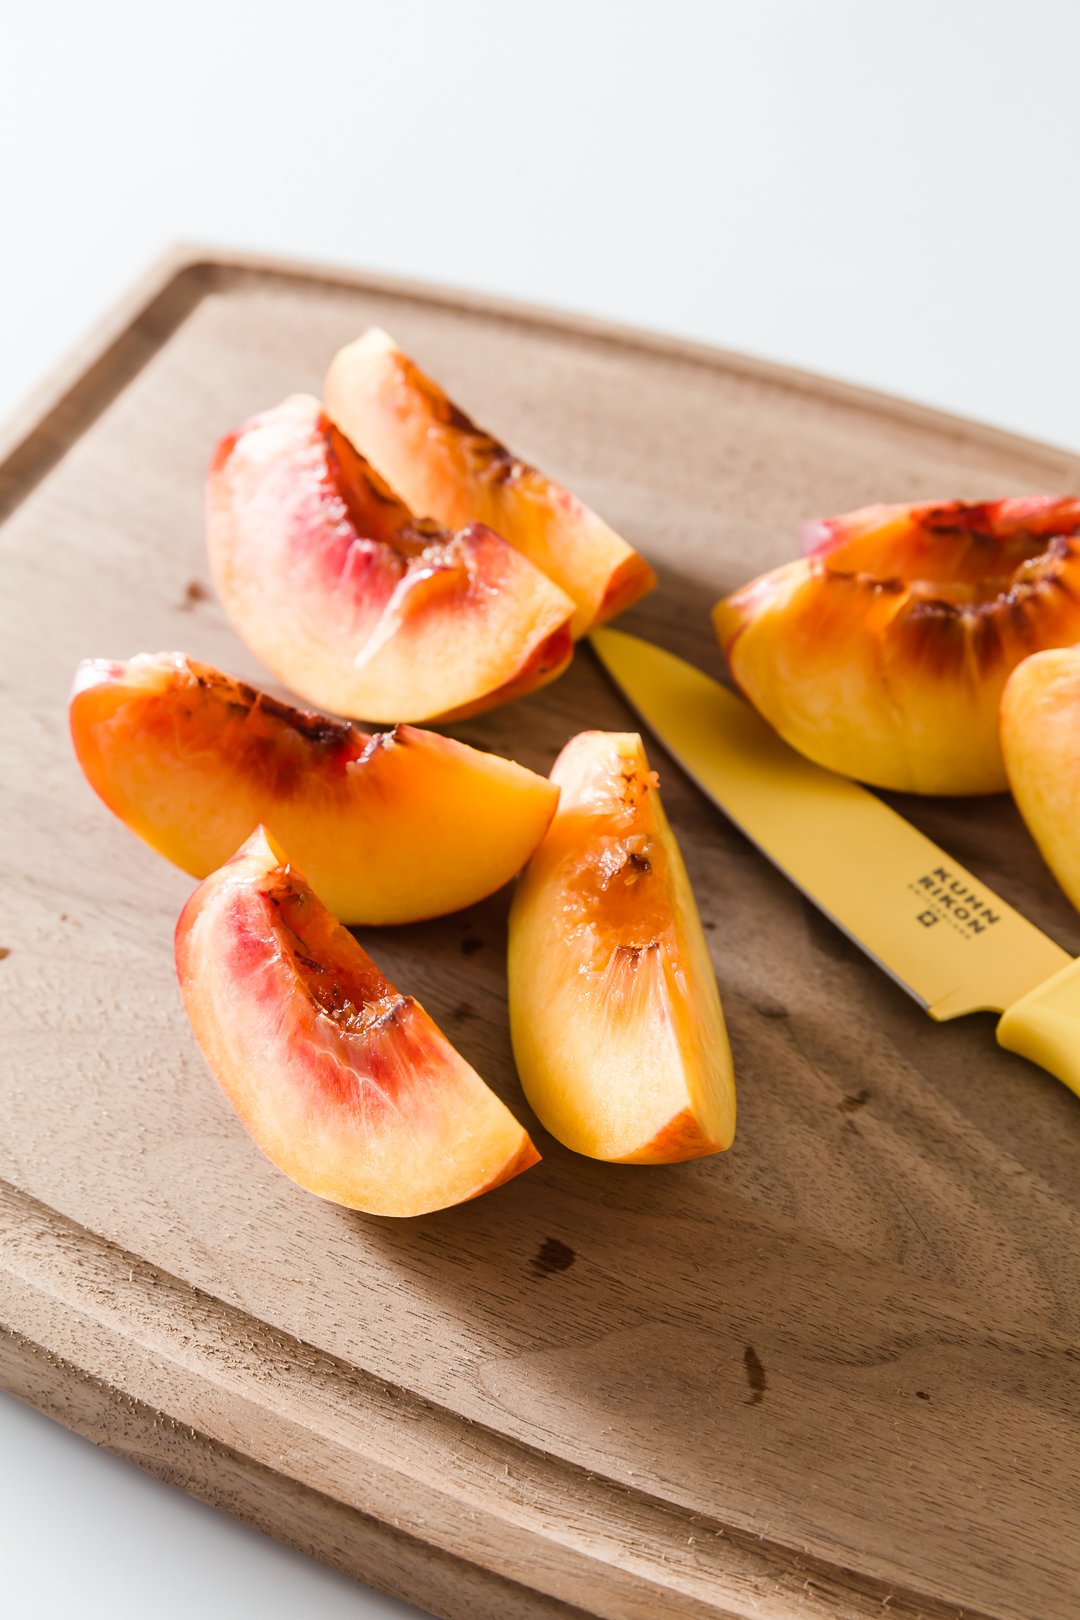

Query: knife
590 628 1080 1100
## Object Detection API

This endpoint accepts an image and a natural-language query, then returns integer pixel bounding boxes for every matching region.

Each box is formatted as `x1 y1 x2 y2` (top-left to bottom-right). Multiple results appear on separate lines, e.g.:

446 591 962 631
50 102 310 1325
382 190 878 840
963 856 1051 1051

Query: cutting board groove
2 248 1079 1620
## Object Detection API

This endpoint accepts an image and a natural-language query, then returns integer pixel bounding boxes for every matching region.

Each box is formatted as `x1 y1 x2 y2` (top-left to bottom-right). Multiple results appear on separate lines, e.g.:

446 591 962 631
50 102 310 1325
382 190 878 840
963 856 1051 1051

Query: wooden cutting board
2 249 1079 1620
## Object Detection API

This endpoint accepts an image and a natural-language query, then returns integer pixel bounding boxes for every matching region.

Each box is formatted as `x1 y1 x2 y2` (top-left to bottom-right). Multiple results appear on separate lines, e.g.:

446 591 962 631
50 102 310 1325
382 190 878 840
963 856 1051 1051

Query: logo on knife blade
909 866 1001 938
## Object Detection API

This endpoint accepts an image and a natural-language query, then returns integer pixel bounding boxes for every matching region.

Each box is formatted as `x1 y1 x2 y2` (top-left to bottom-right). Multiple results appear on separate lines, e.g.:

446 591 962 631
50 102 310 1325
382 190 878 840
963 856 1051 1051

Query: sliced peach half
1001 647 1080 912
715 497 1080 795
70 653 559 924
507 731 735 1163
206 394 574 723
324 329 656 638
176 828 539 1216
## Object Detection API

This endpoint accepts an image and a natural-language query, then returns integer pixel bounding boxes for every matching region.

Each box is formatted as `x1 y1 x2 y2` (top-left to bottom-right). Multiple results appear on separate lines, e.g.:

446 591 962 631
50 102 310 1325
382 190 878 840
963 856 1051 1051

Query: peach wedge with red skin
507 731 735 1163
70 652 559 925
176 828 539 1216
1001 647 1080 913
206 395 574 723
714 497 1080 795
324 328 657 638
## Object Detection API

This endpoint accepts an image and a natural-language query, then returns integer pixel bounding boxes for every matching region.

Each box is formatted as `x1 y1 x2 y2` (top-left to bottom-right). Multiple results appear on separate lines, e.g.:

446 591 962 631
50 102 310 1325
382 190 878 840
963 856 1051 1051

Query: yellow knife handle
997 957 1080 1099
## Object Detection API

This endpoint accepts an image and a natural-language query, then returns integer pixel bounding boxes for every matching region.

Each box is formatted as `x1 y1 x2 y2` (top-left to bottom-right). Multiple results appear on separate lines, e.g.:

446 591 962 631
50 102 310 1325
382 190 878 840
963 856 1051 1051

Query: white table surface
3 2 1078 1616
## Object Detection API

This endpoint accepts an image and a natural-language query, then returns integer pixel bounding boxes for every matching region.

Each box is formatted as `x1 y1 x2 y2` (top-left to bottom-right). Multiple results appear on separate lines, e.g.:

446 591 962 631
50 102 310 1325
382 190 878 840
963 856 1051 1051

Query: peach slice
507 731 735 1163
206 395 574 723
1001 647 1080 911
176 828 539 1216
715 497 1080 795
324 329 656 638
70 653 559 925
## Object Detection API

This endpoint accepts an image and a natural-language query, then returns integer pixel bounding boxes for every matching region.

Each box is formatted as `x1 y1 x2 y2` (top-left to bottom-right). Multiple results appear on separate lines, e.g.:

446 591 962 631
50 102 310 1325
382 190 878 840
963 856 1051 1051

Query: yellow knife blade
590 628 1069 1020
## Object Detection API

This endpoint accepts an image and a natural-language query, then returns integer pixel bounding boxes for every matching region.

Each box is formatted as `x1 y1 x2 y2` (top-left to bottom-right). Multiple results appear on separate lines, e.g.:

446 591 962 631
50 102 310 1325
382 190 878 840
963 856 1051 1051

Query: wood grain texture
2 248 1080 1620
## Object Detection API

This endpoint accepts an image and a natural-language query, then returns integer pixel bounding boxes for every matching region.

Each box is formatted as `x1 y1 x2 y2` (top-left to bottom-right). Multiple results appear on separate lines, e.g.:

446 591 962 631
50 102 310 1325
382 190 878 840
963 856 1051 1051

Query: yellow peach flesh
508 731 735 1163
325 329 656 638
70 653 560 924
1001 647 1080 912
206 395 574 724
716 497 1080 795
175 828 539 1216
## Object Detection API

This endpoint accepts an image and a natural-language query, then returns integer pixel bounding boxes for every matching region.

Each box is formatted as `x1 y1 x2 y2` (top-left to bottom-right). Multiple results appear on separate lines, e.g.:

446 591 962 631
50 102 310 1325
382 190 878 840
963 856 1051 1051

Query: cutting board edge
0 1333 588 1620
2 243 1076 531
0 1177 997 1620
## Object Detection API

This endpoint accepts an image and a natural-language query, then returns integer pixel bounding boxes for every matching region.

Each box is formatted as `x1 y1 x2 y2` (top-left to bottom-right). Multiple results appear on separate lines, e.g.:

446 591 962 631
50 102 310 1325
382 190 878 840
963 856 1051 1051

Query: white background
3 3 1078 1617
